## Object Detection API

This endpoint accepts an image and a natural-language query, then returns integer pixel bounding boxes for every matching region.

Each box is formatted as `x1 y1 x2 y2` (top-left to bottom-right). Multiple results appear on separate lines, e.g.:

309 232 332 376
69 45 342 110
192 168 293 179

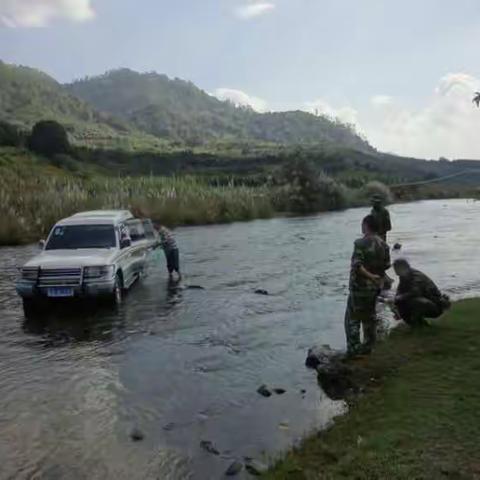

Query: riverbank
1 146 477 246
266 298 480 480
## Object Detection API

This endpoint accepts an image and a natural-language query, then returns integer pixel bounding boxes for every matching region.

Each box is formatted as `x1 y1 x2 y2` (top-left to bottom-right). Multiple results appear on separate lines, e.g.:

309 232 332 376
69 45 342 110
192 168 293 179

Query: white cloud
303 73 480 159
370 95 393 108
234 1 275 20
304 98 360 127
364 73 480 158
0 0 95 28
213 87 268 112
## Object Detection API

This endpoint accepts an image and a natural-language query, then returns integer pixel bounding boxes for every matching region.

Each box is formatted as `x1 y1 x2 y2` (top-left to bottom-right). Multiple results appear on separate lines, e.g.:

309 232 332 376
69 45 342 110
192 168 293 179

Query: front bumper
16 279 116 300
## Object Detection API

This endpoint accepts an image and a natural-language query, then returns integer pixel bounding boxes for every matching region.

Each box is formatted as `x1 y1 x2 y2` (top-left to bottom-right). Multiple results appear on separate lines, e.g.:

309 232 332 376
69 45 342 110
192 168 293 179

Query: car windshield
45 225 116 250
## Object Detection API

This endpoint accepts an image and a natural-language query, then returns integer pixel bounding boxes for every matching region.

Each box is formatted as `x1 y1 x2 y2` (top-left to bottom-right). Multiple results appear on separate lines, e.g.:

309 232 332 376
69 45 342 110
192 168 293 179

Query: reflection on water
0 199 479 479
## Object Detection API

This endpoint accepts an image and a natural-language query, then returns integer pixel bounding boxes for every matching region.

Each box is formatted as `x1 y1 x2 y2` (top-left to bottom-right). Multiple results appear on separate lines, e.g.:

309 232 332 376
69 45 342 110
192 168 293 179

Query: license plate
47 287 74 298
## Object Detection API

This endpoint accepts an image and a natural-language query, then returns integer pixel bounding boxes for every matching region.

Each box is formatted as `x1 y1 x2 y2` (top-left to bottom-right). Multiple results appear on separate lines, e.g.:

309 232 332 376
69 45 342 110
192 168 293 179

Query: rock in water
393 243 402 251
257 384 272 397
130 428 144 442
187 285 205 290
225 461 243 476
200 440 220 455
306 345 357 400
273 388 286 395
245 459 268 476
306 345 343 369
254 289 269 296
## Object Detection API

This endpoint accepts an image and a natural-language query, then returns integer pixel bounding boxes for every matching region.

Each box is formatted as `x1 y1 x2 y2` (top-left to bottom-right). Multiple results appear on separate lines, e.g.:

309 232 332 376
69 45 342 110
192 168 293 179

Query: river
1 199 479 479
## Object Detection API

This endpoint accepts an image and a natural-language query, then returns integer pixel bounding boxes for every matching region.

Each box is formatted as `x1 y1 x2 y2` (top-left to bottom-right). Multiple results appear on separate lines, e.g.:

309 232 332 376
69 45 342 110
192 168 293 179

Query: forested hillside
67 69 373 150
0 61 162 150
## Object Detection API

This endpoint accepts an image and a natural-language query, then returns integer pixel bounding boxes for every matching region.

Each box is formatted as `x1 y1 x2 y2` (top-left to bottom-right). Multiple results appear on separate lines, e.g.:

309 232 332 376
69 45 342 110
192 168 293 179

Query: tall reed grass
0 148 394 246
0 170 274 245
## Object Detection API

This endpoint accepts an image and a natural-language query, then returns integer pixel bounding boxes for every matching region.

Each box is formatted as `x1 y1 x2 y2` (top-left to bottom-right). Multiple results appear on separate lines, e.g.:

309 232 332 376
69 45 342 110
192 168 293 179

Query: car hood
23 249 118 269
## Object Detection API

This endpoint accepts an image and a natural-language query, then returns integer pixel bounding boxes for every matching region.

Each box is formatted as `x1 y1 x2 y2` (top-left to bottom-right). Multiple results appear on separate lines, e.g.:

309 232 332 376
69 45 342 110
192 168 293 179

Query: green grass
266 298 480 480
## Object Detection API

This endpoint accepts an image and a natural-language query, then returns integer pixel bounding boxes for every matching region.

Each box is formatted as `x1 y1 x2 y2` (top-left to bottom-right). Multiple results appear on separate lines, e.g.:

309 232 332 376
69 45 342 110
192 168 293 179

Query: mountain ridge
66 67 373 150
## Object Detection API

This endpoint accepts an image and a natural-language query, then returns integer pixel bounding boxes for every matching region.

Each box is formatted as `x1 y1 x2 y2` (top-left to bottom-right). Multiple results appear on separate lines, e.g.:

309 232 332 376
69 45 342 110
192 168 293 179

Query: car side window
119 224 131 248
142 220 156 240
126 220 146 242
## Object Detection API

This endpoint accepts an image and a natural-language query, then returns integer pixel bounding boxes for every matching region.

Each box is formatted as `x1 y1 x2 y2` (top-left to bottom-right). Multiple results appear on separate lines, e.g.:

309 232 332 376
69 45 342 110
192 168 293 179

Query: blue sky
2 0 480 158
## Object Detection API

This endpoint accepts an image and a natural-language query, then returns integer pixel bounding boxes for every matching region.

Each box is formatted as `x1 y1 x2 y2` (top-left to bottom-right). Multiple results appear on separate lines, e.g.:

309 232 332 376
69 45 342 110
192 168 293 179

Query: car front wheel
22 298 40 318
110 273 124 307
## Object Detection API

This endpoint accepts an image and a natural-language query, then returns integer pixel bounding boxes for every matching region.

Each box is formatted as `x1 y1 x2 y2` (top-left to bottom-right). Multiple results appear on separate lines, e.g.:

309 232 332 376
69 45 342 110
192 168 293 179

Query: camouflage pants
344 291 379 355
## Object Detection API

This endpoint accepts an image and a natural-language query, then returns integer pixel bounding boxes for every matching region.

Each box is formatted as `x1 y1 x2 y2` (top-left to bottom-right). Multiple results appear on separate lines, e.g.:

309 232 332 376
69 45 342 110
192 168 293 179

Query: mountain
67 68 373 151
0 61 160 149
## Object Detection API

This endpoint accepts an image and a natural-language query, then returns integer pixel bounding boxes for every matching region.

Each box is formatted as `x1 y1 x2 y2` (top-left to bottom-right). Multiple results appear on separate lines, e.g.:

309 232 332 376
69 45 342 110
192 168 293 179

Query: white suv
16 210 158 316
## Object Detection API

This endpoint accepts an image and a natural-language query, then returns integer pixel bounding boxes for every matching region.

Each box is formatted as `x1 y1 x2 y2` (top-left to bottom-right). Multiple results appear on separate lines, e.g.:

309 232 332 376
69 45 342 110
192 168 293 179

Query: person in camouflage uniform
345 215 391 356
370 194 392 242
392 259 450 327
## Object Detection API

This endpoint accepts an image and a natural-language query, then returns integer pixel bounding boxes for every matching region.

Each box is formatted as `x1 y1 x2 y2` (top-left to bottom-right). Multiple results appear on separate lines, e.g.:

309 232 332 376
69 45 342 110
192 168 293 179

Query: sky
1 0 480 159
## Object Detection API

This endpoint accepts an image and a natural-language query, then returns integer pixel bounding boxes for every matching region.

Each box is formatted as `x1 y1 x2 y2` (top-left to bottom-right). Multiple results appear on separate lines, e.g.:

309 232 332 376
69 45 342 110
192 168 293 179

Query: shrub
28 120 70 157
362 181 394 204
0 121 23 147
275 157 348 213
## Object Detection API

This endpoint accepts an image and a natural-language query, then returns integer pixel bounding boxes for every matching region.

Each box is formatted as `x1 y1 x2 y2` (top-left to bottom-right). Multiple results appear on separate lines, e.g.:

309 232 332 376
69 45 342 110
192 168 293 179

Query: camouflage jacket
397 269 442 306
371 206 392 235
349 235 391 293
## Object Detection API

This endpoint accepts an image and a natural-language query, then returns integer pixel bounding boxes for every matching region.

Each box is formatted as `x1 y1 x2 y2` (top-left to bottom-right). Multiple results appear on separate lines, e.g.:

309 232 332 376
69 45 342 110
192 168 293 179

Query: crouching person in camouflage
392 259 450 327
345 215 391 357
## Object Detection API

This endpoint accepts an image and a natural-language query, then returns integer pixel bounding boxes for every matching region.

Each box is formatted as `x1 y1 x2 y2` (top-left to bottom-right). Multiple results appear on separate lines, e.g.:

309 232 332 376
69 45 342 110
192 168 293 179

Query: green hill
67 68 373 151
0 61 162 150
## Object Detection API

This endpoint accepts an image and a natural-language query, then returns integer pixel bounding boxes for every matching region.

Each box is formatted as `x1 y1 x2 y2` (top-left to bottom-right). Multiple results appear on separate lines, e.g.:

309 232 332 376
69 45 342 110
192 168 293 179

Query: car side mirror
38 239 46 250
120 238 131 249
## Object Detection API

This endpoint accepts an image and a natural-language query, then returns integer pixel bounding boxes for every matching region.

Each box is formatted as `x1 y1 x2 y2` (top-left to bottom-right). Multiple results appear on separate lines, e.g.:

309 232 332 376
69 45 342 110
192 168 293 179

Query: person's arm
359 265 382 283
352 240 382 284
385 210 392 232
384 242 391 271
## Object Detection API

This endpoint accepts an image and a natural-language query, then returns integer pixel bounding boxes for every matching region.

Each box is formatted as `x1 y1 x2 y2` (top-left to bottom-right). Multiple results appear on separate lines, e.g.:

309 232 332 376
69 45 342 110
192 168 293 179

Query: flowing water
1 199 479 479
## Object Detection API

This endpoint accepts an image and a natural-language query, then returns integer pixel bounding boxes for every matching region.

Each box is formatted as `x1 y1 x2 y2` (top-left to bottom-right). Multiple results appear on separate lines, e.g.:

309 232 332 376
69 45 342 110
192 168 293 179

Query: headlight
84 265 115 279
22 267 39 281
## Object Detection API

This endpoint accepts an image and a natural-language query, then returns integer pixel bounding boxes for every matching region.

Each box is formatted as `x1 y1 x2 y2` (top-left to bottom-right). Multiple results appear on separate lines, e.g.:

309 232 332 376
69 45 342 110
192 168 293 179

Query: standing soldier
345 214 391 357
370 194 392 243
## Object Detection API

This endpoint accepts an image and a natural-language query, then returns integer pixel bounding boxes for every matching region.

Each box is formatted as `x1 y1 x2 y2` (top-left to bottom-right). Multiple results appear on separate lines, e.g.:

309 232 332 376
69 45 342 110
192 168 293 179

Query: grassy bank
266 298 480 480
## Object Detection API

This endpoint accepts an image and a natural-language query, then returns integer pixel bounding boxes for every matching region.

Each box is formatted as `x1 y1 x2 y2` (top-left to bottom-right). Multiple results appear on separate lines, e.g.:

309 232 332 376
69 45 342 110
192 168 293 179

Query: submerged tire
22 298 40 319
109 273 124 307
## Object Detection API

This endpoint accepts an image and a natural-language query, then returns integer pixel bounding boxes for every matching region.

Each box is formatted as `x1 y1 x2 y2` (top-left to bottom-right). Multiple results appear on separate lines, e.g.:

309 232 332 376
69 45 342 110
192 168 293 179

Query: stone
257 384 272 397
187 285 205 290
130 428 144 442
225 461 243 476
273 388 286 395
245 459 268 476
254 289 269 296
393 243 402 250
305 345 344 369
200 440 220 455
306 345 357 400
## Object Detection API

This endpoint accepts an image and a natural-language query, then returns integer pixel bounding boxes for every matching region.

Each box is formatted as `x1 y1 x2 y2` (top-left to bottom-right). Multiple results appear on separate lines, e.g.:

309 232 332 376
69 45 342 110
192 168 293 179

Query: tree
473 92 480 107
0 121 23 147
28 120 70 157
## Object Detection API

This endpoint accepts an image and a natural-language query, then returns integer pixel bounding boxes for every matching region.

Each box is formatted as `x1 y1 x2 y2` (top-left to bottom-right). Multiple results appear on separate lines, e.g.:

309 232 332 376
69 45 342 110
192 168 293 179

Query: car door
118 223 137 288
126 220 148 277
